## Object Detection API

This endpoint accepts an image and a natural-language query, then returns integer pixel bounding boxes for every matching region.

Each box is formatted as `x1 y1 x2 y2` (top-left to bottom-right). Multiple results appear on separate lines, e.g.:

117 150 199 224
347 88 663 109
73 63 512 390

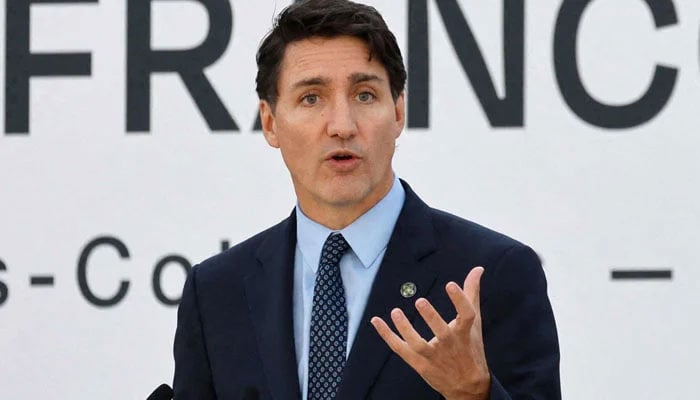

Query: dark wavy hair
255 0 406 106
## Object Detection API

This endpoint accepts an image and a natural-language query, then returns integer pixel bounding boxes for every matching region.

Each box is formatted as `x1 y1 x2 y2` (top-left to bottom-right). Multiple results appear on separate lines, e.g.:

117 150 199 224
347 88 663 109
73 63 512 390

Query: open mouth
327 150 360 161
326 151 361 170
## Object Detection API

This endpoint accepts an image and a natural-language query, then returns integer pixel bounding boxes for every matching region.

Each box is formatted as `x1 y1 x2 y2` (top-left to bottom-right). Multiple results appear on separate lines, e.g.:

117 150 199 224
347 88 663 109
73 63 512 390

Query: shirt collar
296 175 406 272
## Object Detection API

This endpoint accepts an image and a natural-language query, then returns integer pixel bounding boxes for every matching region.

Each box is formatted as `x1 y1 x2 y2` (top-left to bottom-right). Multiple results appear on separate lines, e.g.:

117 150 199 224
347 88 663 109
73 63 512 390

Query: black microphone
146 384 173 400
241 386 260 400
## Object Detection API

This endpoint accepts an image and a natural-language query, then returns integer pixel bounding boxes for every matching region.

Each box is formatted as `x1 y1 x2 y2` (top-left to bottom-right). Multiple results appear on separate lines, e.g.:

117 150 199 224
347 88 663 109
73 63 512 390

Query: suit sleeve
173 266 217 400
481 245 561 400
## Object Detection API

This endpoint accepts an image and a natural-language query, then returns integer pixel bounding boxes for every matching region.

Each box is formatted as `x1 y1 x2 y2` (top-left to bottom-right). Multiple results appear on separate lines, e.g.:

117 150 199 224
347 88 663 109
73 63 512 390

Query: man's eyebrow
349 73 383 84
290 73 383 90
291 77 329 89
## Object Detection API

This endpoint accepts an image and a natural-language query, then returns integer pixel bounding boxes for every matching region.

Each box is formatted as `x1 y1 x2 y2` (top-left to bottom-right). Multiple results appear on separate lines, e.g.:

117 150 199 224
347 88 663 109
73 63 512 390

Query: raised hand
371 266 490 400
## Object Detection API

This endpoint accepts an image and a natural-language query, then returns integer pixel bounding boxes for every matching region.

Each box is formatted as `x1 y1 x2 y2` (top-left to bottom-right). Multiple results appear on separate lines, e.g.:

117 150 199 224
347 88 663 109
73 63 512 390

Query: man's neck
300 205 370 230
298 180 395 230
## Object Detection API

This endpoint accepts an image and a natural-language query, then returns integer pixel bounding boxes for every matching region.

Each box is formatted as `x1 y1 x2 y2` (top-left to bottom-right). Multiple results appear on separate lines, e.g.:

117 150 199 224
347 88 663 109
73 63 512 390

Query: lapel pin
400 282 417 298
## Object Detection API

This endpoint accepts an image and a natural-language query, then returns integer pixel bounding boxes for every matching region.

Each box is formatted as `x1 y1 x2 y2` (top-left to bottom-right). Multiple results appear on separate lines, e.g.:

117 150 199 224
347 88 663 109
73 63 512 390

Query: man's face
260 35 405 223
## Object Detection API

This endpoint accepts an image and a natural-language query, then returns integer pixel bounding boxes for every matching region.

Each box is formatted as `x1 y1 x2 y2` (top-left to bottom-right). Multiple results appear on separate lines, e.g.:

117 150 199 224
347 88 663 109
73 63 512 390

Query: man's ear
393 92 406 139
259 100 279 148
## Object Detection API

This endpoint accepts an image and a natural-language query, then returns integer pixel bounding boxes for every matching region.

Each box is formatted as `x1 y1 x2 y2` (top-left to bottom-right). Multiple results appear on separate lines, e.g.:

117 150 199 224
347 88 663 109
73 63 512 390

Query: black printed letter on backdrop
152 255 191 306
408 0 524 128
127 0 237 132
77 236 131 307
554 0 678 129
5 0 96 134
0 259 8 306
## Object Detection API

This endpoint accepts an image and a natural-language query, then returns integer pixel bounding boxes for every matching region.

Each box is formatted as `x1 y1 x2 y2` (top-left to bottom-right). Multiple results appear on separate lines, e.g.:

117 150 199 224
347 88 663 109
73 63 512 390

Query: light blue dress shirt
293 176 406 399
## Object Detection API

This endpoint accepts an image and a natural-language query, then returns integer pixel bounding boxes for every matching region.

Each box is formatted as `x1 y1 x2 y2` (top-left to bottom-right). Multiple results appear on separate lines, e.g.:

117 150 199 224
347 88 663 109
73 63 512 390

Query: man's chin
321 185 371 209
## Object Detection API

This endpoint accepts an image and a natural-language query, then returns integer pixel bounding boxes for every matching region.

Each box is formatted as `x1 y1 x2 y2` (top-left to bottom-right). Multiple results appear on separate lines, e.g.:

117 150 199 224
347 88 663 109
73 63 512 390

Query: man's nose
326 97 358 139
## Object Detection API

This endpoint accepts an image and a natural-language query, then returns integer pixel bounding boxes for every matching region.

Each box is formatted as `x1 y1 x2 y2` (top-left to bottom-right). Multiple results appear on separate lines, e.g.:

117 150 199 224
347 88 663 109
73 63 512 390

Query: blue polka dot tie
308 233 350 400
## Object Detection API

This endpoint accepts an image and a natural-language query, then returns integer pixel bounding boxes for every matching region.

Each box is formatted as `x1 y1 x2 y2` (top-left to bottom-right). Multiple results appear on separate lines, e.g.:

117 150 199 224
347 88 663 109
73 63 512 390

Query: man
173 0 560 399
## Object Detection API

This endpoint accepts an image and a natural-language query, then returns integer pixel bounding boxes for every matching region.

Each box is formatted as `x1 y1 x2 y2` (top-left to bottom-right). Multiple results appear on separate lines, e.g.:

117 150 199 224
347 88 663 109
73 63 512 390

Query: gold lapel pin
400 282 417 298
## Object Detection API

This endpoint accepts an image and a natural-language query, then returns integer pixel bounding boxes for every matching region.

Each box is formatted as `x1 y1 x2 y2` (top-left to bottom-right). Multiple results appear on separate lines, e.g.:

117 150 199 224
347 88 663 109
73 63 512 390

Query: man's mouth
326 150 360 161
325 150 362 171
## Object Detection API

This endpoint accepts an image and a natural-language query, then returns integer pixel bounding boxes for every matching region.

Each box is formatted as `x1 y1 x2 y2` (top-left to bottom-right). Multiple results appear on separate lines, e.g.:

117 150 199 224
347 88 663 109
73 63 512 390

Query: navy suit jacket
173 181 561 399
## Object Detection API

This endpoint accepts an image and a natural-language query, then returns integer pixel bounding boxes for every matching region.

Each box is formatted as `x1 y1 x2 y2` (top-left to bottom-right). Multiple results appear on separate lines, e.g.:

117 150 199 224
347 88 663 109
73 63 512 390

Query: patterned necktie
308 233 351 400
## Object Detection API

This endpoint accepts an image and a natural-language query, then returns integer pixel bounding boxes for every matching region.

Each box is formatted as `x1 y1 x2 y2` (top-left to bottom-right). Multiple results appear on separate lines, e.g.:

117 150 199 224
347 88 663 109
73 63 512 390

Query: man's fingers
446 281 474 322
463 266 484 309
370 316 407 355
372 315 432 375
415 298 450 341
390 308 430 352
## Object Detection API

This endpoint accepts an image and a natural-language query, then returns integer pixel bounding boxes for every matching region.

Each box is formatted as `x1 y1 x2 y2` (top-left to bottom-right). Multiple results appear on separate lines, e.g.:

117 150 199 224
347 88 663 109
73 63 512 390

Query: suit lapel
244 212 302 400
338 182 439 399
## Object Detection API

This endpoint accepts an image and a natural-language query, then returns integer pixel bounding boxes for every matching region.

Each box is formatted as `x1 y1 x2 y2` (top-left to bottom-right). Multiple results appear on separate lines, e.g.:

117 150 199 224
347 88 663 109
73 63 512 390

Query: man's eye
357 92 375 102
302 94 318 105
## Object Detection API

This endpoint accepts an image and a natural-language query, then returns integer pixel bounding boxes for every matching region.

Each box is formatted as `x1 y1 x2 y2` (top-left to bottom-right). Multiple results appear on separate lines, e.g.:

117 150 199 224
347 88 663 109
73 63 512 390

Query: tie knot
320 233 350 267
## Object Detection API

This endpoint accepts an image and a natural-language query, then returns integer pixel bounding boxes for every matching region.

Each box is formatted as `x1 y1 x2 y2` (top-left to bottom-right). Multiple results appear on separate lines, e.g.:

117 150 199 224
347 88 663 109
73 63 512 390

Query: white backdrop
1 0 699 399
